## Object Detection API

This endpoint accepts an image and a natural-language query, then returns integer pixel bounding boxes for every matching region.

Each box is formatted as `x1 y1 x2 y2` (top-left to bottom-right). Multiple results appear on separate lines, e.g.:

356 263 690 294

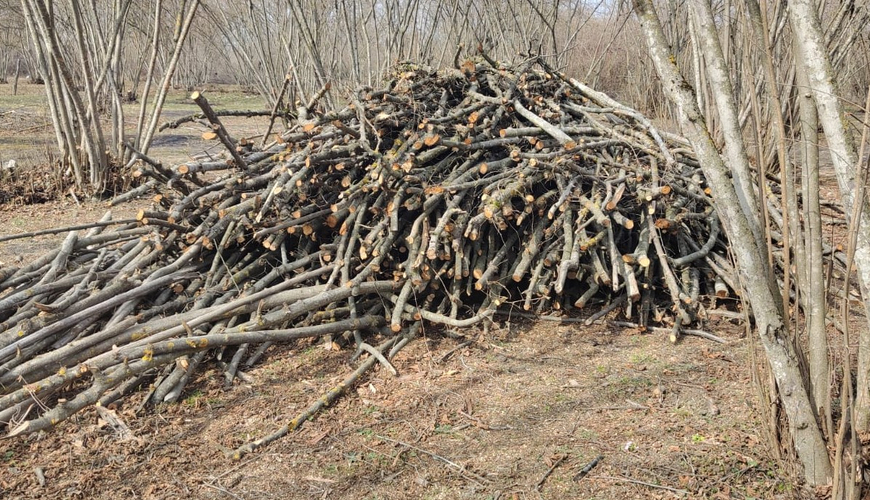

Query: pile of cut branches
0 58 735 444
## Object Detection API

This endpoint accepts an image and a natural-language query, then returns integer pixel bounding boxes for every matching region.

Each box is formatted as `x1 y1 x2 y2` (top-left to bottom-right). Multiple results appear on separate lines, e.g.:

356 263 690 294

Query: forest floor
0 81 817 499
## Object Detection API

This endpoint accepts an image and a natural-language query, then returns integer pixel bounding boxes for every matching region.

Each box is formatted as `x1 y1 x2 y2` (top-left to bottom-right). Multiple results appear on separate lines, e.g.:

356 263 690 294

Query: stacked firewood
0 58 734 438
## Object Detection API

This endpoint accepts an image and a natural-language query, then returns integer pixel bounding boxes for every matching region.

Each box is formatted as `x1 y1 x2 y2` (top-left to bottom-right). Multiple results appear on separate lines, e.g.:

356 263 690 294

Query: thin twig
436 340 473 363
0 220 139 243
585 294 628 325
609 321 728 344
575 400 648 411
375 434 490 485
595 474 688 495
358 342 398 376
535 453 568 491
201 481 244 500
573 454 603 481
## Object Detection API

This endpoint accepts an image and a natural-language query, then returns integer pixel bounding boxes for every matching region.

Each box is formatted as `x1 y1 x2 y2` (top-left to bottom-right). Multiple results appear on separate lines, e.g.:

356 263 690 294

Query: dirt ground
1 305 793 500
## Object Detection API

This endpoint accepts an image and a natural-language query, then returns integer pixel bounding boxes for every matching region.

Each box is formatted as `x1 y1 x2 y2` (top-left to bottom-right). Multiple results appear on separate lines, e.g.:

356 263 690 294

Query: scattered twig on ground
201 481 244 500
436 340 473 363
375 434 490 485
535 453 568 491
595 474 689 495
574 400 648 412
232 335 407 459
610 321 728 344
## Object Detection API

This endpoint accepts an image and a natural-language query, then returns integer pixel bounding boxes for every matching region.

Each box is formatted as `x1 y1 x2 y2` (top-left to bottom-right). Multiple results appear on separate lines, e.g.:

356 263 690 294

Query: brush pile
0 58 735 439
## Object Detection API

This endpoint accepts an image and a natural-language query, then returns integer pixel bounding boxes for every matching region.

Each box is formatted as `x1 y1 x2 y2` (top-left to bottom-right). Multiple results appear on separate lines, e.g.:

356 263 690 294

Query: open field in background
0 81 272 172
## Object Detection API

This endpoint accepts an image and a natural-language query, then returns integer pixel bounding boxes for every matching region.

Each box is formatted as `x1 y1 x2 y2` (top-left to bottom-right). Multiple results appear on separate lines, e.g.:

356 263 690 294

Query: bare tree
788 0 870 439
688 0 761 241
631 0 833 485
19 0 200 193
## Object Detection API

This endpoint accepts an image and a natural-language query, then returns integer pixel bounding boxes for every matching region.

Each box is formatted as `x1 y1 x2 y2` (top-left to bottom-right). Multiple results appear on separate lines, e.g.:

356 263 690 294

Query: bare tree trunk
794 34 831 439
21 0 84 185
787 0 870 435
287 0 332 109
631 0 832 486
12 58 20 95
140 0 200 155
18 0 139 193
745 0 797 309
134 0 162 153
69 0 108 190
688 0 761 241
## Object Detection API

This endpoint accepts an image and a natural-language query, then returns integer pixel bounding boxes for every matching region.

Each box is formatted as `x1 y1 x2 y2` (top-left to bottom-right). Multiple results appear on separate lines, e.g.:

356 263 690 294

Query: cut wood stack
0 58 735 438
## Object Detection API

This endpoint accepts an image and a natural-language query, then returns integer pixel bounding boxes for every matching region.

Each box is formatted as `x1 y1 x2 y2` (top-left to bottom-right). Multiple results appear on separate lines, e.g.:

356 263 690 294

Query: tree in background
18 0 199 194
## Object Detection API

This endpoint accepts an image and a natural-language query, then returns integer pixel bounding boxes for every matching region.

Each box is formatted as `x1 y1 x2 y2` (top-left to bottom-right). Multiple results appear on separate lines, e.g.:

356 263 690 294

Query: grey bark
140 0 200 155
794 35 831 437
688 0 762 242
787 0 870 434
134 0 161 152
632 0 832 486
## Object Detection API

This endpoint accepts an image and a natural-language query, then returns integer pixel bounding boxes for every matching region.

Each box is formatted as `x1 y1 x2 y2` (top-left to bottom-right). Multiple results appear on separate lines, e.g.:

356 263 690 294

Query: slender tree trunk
688 0 762 242
21 0 83 185
31 0 104 185
787 0 870 434
287 0 332 108
745 0 796 312
12 59 20 96
794 35 831 438
140 0 200 155
631 0 832 485
134 0 161 152
69 0 108 190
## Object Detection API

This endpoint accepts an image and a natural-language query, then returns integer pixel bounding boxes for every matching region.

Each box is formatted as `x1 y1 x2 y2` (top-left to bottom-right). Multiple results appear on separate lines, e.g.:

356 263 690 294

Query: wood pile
0 58 734 442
